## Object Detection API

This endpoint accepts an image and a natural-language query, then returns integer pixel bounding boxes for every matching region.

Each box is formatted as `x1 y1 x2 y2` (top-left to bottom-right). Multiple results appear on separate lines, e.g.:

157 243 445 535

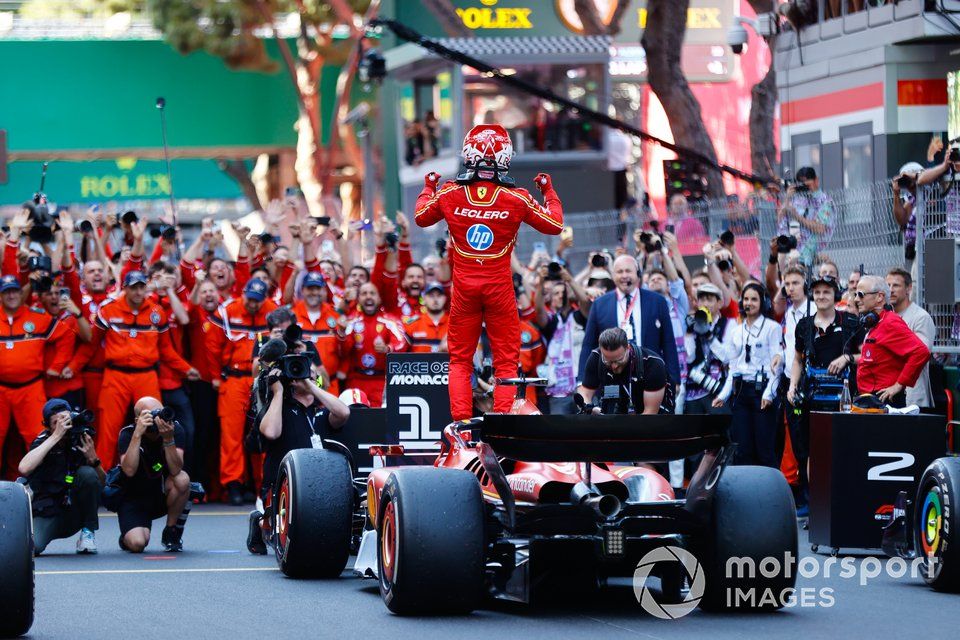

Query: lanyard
620 293 638 331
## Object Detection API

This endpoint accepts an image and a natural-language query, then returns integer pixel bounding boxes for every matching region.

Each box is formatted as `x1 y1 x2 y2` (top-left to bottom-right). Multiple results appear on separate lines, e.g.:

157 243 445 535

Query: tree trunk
641 0 725 198
293 51 326 217
219 159 263 210
747 0 778 182
573 0 631 36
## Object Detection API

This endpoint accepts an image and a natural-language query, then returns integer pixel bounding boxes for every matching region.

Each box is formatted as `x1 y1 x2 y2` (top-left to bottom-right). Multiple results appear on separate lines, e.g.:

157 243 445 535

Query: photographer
776 167 834 267
116 397 191 553
683 284 733 414
246 339 349 555
890 162 924 273
19 399 104 555
577 327 669 415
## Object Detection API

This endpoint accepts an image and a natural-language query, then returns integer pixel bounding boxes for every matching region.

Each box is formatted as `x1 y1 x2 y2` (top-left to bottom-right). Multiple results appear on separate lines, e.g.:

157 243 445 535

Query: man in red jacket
852 275 930 408
414 124 564 420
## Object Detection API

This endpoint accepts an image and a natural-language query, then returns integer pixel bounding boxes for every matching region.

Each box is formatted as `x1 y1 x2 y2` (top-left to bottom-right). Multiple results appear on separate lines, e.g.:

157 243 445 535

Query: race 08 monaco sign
386 353 452 463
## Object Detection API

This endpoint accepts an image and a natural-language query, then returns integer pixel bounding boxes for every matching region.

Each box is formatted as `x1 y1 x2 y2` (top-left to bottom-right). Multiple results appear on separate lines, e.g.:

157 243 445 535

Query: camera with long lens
950 148 960 163
546 261 563 280
896 174 916 189
384 231 399 250
776 234 798 254
147 406 175 434
716 257 732 271
685 307 713 336
278 353 311 380
22 201 55 244
639 231 662 253
687 364 723 396
68 409 96 449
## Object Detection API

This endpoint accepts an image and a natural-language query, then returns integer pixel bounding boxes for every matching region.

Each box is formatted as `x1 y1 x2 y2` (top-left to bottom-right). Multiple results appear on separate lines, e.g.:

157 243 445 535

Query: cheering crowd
0 158 942 552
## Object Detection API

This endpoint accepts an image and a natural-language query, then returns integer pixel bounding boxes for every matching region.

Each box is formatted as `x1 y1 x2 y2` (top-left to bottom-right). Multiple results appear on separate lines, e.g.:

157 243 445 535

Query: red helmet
461 124 513 170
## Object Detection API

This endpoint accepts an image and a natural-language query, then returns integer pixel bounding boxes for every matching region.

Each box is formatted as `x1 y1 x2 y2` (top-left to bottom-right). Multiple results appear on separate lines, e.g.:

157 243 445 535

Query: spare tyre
0 481 34 637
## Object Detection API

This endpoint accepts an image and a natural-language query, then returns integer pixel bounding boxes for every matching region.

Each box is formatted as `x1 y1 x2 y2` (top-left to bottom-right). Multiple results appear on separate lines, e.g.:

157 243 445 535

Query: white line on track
37 567 279 576
98 511 249 517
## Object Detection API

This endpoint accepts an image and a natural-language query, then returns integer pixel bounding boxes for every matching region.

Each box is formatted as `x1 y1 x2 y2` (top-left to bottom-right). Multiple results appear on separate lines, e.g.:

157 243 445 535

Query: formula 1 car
882 455 960 592
0 480 34 637
352 381 799 615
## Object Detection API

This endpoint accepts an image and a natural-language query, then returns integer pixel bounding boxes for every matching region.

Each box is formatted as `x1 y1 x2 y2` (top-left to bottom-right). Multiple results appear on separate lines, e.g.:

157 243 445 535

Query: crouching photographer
576 327 672 415
246 337 350 555
115 397 192 553
19 400 105 555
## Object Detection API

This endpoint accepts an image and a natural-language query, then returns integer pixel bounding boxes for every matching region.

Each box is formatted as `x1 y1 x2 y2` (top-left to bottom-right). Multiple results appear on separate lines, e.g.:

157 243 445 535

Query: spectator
891 162 924 274
607 126 633 211
19 399 105 555
851 275 929 408
886 268 936 409
642 232 690 404
536 266 592 414
776 167 834 267
817 260 839 281
579 255 680 385
839 269 861 312
668 194 707 243
713 283 783 467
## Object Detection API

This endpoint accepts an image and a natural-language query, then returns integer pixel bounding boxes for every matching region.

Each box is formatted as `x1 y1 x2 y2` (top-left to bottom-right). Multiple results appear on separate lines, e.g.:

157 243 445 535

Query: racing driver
415 124 563 420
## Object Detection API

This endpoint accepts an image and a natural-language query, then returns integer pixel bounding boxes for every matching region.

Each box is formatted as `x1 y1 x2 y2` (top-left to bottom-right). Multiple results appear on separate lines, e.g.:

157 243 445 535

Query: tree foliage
18 0 146 19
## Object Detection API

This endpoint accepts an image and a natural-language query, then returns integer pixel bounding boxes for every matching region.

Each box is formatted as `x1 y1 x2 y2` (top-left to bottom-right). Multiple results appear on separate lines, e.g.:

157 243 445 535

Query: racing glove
424 172 441 192
534 173 553 194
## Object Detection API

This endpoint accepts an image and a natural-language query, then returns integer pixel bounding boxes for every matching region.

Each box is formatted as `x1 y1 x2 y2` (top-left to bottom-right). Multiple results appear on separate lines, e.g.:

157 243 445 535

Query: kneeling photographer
577 327 671 415
19 400 105 555
246 335 350 555
115 397 191 553
683 284 732 414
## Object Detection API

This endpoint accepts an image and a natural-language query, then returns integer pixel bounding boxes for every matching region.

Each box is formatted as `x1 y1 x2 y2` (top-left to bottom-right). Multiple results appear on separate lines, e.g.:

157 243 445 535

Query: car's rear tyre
916 457 960 592
0 481 34 637
698 466 797 611
274 449 353 578
377 467 485 615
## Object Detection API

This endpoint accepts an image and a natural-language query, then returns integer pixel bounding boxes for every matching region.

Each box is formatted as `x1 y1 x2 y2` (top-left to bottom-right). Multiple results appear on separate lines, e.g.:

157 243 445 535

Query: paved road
29 505 959 639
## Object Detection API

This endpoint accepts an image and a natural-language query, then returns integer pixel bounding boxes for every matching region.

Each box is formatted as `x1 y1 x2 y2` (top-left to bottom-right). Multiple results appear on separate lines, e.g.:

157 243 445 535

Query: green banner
0 158 245 205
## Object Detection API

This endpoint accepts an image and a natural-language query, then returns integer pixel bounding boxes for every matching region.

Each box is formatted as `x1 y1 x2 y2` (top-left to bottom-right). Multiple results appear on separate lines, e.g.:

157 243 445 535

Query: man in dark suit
579 255 680 384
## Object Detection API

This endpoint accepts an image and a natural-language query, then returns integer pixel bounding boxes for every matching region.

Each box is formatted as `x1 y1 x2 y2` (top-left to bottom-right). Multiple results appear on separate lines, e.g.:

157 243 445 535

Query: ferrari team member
291 272 341 394
339 282 409 407
71 271 199 467
209 278 276 504
518 317 546 406
37 279 87 407
851 275 929 408
66 259 112 413
414 124 564 420
0 275 71 450
186 277 221 492
403 282 449 353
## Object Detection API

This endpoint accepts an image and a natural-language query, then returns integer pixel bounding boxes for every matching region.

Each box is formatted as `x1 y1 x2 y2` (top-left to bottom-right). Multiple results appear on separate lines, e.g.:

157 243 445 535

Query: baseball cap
123 271 148 287
42 398 71 425
302 272 326 288
339 388 371 408
423 282 445 295
696 283 723 298
243 278 269 301
0 275 21 292
811 274 841 291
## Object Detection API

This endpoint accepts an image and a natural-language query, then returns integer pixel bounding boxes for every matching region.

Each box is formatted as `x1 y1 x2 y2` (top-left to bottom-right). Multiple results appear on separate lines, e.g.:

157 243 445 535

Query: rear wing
481 414 730 462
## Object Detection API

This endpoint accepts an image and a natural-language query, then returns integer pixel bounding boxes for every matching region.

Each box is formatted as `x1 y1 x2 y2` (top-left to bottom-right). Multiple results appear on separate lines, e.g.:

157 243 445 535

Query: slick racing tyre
698 466 798 611
916 457 960 592
377 468 485 615
0 481 34 637
274 449 353 578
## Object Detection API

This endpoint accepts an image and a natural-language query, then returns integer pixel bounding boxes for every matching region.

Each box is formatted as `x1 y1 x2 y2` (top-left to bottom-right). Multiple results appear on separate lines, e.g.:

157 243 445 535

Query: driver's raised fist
424 172 441 190
534 173 553 193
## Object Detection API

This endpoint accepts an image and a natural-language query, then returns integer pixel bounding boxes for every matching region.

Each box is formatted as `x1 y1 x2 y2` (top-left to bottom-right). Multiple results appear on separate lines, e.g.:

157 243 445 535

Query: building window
842 133 873 188
462 63 604 154
399 72 455 167
793 142 821 178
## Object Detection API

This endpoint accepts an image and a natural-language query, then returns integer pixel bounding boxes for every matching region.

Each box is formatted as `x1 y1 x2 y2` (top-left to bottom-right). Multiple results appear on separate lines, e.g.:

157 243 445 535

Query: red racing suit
414 177 563 419
338 312 409 407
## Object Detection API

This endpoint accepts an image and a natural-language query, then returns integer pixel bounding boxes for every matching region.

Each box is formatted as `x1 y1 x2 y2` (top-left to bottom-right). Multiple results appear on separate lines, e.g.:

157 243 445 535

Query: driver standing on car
577 328 670 415
415 124 564 421
246 338 350 555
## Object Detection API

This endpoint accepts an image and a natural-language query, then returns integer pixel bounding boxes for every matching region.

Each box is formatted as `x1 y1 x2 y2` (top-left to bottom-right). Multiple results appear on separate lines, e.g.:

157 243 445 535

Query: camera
727 22 747 54
716 257 732 272
435 238 447 258
69 410 96 449
896 174 915 189
75 220 94 234
719 229 735 246
639 231 662 253
688 364 723 396
384 231 399 250
599 385 626 415
950 148 960 163
147 406 175 434
794 182 809 193
546 261 563 280
512 272 524 295
685 307 713 336
22 201 55 244
26 255 53 273
121 210 139 225
278 353 311 380
149 225 177 241
591 253 608 268
776 234 797 254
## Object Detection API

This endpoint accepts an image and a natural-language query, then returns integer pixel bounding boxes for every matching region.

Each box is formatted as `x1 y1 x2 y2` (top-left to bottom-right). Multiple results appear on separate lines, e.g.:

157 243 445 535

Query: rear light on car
603 528 625 557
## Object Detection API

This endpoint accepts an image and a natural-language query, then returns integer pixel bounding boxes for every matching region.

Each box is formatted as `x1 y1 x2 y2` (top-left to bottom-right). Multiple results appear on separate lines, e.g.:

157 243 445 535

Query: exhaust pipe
570 482 622 519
